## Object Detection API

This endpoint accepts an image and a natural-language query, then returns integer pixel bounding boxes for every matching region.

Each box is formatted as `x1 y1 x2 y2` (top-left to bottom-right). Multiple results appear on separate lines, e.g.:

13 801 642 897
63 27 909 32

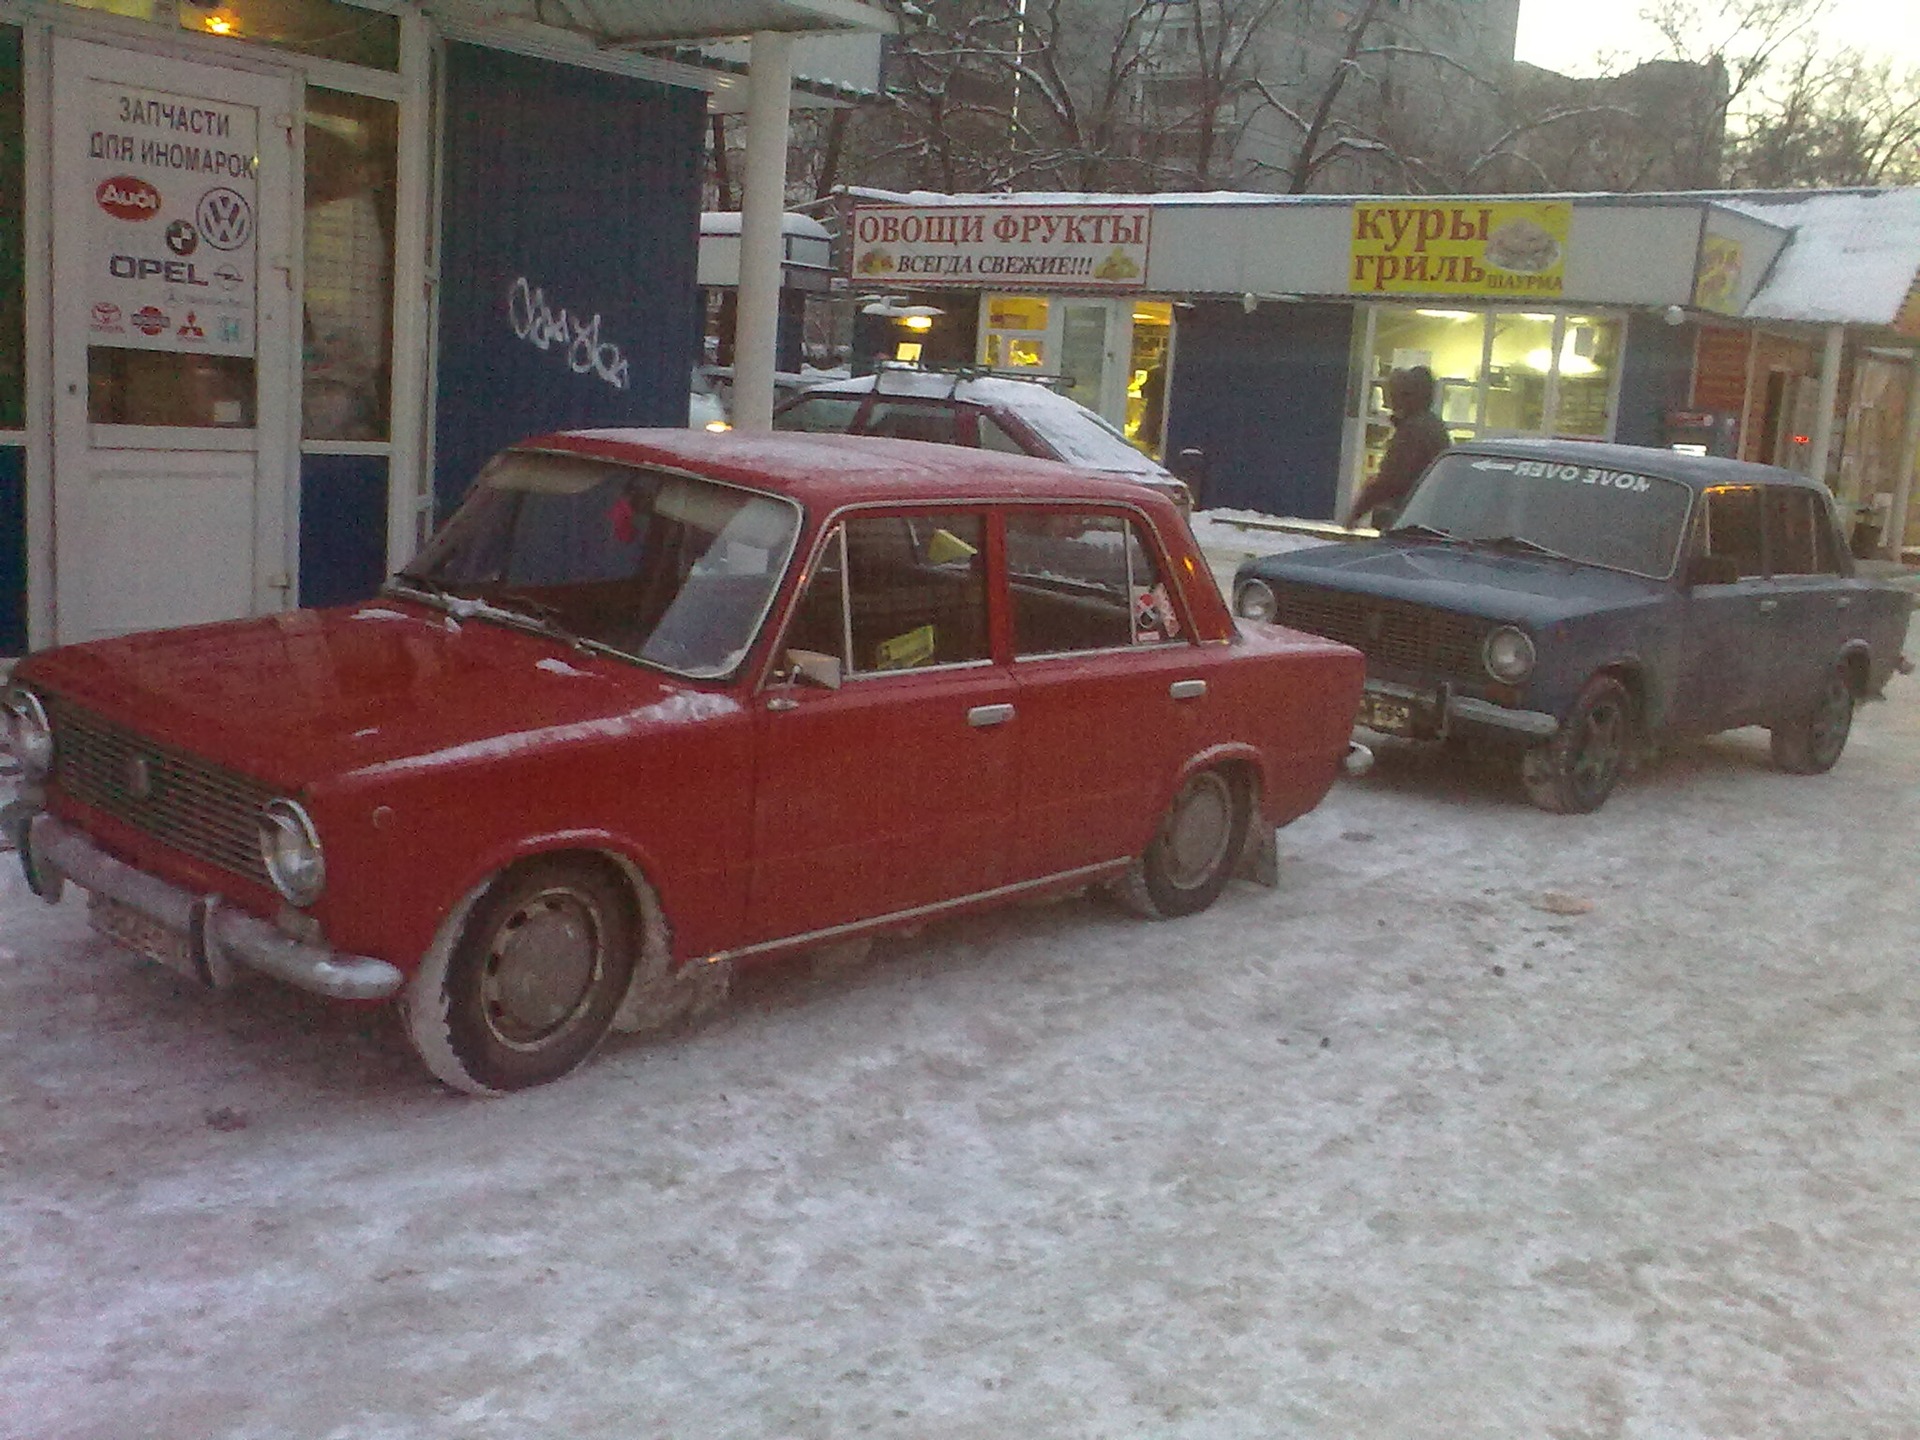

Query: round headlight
1483 625 1537 683
259 799 326 908
4 688 53 781
1235 578 1278 623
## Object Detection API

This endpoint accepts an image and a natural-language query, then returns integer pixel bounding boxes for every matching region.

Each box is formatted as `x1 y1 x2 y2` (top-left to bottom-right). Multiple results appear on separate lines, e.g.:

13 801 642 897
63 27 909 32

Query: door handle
1759 599 1778 613
968 703 1015 728
1169 679 1208 700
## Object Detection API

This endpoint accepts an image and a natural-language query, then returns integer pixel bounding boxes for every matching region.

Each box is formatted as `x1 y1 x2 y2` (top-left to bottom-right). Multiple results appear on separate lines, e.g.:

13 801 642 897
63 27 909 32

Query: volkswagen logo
125 754 155 802
195 187 254 251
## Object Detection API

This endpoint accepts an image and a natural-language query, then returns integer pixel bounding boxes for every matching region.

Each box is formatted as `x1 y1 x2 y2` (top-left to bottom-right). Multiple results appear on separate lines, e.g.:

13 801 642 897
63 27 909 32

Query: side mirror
783 648 843 691
1684 553 1740 587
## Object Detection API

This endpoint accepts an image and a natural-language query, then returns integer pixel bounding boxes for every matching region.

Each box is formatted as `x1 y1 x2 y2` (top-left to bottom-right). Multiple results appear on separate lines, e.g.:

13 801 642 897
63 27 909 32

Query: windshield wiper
383 577 583 646
1384 522 1460 542
1471 534 1575 563
385 574 451 604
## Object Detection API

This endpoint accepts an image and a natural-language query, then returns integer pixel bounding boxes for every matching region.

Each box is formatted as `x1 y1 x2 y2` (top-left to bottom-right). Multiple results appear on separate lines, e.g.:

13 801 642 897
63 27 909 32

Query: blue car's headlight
1483 626 1537 683
1235 578 1277 623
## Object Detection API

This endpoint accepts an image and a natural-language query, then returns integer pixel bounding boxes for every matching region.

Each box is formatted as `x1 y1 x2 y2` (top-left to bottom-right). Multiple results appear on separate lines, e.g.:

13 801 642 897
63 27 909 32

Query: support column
1885 352 1920 561
1808 323 1845 496
732 31 793 434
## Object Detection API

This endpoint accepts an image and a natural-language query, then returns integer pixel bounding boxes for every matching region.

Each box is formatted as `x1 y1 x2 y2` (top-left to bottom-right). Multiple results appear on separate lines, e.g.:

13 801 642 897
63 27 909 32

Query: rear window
774 394 864 434
864 401 964 446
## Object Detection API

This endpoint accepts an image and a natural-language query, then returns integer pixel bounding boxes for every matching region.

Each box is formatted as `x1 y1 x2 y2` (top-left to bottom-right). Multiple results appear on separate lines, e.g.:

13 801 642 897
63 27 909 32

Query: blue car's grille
1267 583 1487 682
44 695 274 886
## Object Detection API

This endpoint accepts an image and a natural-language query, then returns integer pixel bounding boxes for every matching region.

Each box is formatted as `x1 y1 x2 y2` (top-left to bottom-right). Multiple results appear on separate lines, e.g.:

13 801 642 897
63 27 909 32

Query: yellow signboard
1692 233 1745 313
1349 201 1570 298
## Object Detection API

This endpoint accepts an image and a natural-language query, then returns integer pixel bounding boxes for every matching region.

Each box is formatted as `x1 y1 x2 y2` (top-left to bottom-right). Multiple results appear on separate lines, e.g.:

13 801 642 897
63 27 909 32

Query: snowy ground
6 583 1920 1438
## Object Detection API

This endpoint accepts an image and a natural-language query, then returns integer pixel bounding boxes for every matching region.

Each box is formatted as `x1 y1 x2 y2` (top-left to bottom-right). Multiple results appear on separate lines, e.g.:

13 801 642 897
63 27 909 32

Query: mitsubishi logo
125 754 155 802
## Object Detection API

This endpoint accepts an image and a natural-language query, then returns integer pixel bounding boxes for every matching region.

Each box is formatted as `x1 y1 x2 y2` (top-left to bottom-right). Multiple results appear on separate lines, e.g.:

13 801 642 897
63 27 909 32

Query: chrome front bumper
1363 680 1559 741
8 807 403 1002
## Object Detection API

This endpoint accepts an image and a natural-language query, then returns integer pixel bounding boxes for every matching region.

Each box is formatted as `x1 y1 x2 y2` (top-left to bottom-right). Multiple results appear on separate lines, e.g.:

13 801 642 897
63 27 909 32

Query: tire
1108 767 1249 919
1770 662 1855 774
1520 675 1631 814
405 859 636 1094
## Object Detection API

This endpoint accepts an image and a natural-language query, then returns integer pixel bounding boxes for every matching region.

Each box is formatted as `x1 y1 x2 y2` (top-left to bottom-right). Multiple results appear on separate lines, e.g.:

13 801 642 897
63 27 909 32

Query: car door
1760 485 1845 712
1675 484 1778 731
748 509 1015 944
1004 507 1207 879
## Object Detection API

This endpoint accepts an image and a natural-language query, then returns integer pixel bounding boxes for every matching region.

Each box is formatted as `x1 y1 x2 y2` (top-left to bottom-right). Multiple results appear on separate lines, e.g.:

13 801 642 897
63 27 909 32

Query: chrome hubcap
1160 772 1233 890
482 887 603 1049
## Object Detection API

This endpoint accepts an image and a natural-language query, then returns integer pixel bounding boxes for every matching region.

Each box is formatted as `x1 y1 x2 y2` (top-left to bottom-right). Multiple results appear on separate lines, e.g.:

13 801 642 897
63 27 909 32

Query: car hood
1243 540 1667 625
16 599 738 793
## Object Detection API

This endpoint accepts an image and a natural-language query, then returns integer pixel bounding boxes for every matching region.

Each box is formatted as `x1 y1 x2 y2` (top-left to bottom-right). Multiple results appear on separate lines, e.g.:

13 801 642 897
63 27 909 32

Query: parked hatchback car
4 432 1364 1093
1233 438 1913 813
774 368 1193 511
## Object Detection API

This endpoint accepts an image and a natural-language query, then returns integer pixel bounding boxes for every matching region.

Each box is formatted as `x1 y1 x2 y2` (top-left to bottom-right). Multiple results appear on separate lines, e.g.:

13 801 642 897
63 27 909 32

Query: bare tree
1729 46 1920 188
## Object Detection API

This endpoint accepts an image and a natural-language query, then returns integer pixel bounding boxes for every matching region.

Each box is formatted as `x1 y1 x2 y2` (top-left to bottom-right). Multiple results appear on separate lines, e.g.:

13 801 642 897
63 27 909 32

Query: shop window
1486 312 1556 436
814 513 989 673
1698 486 1765 578
1554 317 1621 438
1006 512 1175 655
303 89 397 441
981 293 1049 371
62 0 401 70
1364 307 1485 490
0 26 22 432
1126 300 1171 458
88 349 256 427
1767 488 1841 575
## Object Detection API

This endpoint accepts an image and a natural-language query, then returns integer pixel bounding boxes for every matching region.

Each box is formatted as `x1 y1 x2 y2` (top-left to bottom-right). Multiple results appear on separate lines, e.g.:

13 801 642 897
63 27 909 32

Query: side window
1699 487 1765 579
783 527 849 664
831 513 989 673
1005 512 1181 656
773 395 863 434
977 413 1031 456
864 401 963 446
1767 487 1841 575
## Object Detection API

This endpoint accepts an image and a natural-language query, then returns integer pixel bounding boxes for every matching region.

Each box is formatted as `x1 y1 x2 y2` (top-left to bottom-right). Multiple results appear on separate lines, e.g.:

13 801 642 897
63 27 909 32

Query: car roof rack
872 361 1074 398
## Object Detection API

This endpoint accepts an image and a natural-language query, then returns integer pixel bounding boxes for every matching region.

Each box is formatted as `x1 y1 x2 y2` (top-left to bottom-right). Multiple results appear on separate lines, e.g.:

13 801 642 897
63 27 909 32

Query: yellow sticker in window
926 528 978 565
875 624 936 670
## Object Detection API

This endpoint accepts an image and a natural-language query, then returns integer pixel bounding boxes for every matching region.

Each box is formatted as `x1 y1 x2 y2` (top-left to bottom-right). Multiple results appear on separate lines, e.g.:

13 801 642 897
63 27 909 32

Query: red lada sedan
4 433 1364 1094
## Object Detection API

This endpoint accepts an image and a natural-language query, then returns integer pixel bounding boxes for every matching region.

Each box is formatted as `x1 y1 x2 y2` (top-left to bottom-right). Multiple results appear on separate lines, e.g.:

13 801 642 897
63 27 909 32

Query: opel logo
125 754 155 802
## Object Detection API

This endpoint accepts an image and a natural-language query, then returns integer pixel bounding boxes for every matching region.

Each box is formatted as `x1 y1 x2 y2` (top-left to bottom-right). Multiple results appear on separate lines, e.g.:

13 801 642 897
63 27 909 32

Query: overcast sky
1515 0 1920 75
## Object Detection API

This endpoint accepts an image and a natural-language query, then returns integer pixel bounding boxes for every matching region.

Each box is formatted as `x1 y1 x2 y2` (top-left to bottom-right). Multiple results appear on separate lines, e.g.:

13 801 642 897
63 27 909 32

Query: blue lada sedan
1233 439 1914 813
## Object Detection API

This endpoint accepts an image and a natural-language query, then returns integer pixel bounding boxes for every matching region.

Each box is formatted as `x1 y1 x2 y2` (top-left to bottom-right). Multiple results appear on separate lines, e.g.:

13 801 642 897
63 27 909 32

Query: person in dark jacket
1344 365 1451 529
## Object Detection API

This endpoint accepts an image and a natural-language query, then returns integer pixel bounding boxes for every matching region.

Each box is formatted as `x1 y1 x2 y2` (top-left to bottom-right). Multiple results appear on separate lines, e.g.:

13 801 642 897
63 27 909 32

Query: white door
1056 299 1130 426
51 38 296 643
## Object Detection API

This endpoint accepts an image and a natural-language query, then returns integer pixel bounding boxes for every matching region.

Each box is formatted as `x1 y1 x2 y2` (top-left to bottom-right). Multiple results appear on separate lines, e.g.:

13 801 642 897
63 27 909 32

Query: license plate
1359 694 1415 735
88 894 200 983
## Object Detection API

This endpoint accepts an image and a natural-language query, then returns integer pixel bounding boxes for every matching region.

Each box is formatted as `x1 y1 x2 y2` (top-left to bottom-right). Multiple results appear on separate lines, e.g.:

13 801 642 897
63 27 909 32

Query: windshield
1396 453 1693 578
400 450 802 678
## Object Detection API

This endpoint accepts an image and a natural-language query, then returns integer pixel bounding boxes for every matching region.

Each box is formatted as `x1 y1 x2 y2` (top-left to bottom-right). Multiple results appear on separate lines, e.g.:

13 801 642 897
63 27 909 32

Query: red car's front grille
45 695 275 886
1268 584 1486 682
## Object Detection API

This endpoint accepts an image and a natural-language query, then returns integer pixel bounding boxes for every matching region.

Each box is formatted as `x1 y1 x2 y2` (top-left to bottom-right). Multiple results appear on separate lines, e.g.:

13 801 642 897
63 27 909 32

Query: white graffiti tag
507 276 631 391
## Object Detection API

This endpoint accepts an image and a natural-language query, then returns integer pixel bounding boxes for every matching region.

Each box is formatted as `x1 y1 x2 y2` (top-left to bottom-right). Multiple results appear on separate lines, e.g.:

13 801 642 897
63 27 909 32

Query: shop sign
1692 233 1745 313
851 204 1151 290
1350 202 1570 298
82 80 257 357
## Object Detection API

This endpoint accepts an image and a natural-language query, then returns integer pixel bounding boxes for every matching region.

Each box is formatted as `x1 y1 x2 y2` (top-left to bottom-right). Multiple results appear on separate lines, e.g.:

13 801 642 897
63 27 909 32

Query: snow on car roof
802 372 1168 478
536 428 1176 509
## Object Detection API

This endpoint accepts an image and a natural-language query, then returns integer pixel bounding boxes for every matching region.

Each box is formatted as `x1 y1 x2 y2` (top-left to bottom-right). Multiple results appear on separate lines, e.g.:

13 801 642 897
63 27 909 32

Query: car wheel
1770 663 1854 774
406 859 636 1095
1520 675 1631 814
1108 767 1249 919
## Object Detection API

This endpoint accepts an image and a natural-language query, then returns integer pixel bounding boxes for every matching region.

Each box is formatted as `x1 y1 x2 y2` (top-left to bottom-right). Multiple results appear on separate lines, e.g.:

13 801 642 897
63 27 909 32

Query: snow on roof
1723 190 1920 327
699 211 834 239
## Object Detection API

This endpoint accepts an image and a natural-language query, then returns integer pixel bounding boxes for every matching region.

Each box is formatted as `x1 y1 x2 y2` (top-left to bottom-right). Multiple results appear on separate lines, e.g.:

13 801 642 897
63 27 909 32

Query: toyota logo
195 187 253 251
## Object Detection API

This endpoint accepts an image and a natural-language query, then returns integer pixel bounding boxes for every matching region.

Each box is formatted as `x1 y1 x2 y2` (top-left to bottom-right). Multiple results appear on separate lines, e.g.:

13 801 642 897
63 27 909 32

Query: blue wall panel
1616 313 1699 449
434 46 704 521
1165 302 1356 518
299 453 389 609
0 444 22 654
